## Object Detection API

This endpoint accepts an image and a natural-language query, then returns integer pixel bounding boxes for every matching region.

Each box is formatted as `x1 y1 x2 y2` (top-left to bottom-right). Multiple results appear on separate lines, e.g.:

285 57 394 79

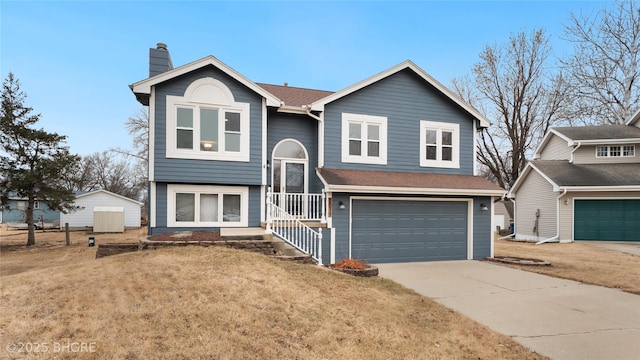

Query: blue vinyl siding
153 67 264 185
473 196 492 259
323 69 475 175
330 193 351 262
266 112 322 193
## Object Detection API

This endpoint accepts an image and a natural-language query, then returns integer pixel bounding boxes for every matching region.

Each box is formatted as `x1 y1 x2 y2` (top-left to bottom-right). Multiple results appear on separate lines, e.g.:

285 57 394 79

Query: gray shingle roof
553 125 640 141
531 160 640 187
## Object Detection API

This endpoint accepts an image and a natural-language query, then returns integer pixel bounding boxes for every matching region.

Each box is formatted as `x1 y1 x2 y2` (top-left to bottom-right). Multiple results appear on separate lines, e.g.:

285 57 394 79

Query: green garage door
574 199 640 241
351 200 468 263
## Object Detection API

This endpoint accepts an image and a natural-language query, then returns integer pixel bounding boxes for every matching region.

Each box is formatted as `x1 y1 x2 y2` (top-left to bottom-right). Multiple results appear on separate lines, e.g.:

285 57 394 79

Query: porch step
271 239 305 257
220 227 272 241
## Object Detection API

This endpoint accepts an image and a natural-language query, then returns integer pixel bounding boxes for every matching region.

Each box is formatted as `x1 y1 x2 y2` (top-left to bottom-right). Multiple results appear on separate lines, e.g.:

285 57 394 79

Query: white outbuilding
60 190 143 231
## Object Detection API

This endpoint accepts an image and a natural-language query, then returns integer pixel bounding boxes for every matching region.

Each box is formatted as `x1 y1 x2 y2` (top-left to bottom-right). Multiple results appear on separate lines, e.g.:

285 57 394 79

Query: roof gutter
535 189 567 245
323 184 506 196
304 105 322 122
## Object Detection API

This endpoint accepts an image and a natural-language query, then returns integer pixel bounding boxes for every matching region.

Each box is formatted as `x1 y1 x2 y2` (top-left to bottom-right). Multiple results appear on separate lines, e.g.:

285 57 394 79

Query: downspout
535 189 567 245
498 196 516 240
569 142 581 163
305 105 322 122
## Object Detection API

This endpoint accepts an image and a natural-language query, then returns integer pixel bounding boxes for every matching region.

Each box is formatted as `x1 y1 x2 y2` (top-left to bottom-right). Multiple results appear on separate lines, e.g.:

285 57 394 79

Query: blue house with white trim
131 43 504 265
1 196 60 228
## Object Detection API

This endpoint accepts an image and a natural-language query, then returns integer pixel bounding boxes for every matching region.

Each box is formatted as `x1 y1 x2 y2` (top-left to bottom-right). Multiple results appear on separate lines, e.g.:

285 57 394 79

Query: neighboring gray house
130 43 505 264
508 109 640 242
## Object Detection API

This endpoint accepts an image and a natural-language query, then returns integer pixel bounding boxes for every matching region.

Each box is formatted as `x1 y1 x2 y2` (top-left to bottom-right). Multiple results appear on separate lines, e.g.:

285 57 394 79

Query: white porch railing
268 190 326 222
266 202 323 265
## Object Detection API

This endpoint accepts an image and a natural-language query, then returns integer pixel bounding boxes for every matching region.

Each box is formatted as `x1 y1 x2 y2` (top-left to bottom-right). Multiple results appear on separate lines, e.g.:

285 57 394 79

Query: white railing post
265 187 273 234
320 189 327 223
317 228 323 265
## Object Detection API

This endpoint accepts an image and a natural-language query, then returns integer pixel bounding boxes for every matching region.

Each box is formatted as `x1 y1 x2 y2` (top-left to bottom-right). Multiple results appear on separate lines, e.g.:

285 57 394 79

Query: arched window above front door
273 140 307 159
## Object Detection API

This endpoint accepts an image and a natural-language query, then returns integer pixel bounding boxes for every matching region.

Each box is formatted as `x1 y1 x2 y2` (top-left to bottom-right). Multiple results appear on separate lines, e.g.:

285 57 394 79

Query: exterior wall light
338 201 346 209
480 203 489 211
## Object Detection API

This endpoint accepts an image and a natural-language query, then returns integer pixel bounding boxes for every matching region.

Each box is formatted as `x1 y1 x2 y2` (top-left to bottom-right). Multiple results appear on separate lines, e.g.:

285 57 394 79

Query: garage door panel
575 199 640 241
351 200 468 263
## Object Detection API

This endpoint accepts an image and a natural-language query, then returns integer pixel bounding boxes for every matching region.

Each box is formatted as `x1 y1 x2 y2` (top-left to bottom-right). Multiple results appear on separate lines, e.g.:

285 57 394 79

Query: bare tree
111 107 149 174
75 151 144 200
453 29 568 189
561 0 640 125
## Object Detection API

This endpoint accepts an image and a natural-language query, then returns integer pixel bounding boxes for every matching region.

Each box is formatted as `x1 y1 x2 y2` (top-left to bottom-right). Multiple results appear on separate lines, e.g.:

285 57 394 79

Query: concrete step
220 227 272 241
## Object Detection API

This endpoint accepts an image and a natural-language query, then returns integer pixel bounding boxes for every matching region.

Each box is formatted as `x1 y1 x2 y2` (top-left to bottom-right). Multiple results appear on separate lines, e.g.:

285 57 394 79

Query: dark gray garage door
351 200 468 263
574 199 640 241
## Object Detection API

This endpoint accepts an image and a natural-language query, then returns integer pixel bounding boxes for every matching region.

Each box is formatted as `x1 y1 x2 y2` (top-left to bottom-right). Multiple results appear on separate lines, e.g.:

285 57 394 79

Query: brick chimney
148 43 173 77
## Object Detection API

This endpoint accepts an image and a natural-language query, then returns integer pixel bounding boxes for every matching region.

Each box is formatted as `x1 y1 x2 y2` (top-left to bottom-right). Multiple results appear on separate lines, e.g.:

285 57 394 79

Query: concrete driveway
376 261 640 360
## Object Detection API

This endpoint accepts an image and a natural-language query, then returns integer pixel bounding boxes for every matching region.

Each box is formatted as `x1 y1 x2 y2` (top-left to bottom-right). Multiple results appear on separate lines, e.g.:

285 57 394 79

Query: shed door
351 200 468 263
574 199 640 241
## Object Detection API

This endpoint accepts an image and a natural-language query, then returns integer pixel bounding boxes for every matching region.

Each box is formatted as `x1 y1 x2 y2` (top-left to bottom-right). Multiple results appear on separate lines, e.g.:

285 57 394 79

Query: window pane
177 129 193 149
596 146 608 157
368 124 379 140
223 194 241 222
368 141 379 157
285 163 305 193
274 141 306 159
610 146 621 157
225 112 241 132
426 145 437 160
200 194 218 222
200 109 218 151
349 123 361 139
272 159 282 193
426 130 437 145
442 131 452 146
442 147 452 161
349 140 362 155
225 133 241 152
177 108 193 128
623 146 635 156
176 193 195 222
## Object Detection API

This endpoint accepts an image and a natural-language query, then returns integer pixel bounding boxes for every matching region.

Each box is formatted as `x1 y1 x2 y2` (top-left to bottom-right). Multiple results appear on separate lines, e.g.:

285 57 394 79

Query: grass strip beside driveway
494 239 640 294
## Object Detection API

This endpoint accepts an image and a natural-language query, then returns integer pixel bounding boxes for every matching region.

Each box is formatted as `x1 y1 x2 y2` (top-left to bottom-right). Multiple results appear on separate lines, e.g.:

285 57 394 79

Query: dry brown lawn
0 227 545 359
494 239 640 294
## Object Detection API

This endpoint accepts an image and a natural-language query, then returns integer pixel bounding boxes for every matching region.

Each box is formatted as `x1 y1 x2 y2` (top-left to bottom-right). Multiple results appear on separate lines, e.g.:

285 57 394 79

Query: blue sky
1 1 606 156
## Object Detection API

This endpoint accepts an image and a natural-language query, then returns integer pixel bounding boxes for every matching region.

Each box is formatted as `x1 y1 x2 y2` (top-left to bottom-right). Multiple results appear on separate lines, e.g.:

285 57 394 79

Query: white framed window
341 113 387 164
33 201 39 209
623 145 635 157
167 185 249 227
596 145 635 158
166 78 250 161
420 120 460 168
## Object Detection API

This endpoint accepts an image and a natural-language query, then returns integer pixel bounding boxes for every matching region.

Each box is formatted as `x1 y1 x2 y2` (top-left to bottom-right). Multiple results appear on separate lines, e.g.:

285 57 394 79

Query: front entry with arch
271 139 309 217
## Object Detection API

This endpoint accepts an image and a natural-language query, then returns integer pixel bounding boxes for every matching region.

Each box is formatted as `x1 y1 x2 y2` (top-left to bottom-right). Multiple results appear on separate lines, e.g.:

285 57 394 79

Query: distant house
1 195 60 228
129 44 505 264
508 109 640 242
60 190 143 230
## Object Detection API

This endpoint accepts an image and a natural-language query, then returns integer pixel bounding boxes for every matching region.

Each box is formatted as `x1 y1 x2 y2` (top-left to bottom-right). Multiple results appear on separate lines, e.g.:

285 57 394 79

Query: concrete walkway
376 261 640 360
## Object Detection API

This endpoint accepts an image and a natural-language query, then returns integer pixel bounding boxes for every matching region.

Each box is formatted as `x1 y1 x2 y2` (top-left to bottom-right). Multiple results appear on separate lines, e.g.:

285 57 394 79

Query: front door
272 140 309 216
